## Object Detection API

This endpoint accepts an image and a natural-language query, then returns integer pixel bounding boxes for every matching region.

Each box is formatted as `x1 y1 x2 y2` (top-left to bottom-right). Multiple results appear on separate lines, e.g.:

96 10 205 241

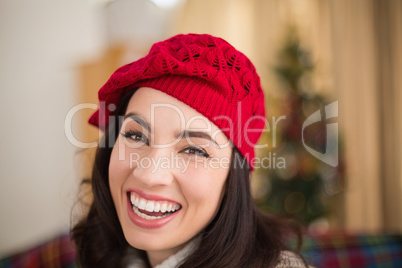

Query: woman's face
109 87 232 265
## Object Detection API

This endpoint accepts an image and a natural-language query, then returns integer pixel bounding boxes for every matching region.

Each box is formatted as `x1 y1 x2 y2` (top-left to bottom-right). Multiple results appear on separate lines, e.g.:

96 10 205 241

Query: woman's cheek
180 171 226 207
109 144 131 191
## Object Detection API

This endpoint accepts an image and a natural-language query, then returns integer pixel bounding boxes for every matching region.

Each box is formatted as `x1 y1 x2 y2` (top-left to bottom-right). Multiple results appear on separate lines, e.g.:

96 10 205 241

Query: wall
0 0 104 256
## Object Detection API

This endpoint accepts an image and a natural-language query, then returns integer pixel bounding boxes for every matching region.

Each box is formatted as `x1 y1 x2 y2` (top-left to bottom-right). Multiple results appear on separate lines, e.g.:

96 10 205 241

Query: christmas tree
255 27 344 226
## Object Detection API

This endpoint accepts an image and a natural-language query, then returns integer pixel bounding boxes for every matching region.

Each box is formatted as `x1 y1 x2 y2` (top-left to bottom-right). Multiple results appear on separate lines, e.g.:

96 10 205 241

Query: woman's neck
146 244 185 267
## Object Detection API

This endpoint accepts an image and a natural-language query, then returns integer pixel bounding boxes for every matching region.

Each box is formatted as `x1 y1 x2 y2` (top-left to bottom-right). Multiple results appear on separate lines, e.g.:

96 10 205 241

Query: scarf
125 237 200 268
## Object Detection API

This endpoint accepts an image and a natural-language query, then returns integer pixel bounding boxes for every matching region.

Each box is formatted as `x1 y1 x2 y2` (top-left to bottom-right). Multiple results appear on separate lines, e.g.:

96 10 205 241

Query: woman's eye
121 130 149 145
182 147 210 158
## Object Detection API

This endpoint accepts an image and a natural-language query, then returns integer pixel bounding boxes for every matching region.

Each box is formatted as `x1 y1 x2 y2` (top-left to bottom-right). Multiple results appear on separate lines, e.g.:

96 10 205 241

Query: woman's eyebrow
124 112 151 132
178 130 218 146
123 114 218 145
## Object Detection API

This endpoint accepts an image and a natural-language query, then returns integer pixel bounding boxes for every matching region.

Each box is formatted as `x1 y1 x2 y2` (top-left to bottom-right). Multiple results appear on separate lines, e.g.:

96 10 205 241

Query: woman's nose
132 148 175 187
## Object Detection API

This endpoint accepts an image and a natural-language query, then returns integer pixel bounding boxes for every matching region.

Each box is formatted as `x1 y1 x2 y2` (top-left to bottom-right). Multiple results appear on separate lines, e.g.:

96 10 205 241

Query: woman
72 34 309 267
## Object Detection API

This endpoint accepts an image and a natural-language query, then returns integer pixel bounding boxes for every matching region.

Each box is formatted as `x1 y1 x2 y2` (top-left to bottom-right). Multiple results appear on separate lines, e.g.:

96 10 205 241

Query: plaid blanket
301 233 402 268
1 232 401 267
0 234 75 268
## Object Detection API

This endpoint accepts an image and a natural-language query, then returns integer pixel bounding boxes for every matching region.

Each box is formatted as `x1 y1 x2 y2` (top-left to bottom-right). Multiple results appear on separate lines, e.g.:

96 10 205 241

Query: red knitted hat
89 33 265 170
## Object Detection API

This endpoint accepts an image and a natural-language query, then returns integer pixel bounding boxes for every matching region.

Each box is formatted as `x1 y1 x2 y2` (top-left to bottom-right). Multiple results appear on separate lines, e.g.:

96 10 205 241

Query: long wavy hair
71 88 304 267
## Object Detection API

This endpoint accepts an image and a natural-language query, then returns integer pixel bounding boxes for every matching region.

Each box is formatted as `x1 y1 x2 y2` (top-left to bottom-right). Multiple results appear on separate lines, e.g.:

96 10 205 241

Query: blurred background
0 0 401 261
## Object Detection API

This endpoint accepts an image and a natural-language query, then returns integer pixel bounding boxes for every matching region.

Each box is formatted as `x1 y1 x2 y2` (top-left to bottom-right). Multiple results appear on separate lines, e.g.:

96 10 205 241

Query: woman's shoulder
275 250 313 268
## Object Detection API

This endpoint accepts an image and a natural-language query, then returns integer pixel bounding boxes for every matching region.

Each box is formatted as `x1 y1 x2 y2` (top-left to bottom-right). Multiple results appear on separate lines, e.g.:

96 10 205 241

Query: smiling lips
129 192 182 220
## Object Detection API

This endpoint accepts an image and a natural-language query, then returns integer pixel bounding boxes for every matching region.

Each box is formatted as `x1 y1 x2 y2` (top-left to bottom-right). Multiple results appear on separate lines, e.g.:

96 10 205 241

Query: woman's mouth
129 192 182 220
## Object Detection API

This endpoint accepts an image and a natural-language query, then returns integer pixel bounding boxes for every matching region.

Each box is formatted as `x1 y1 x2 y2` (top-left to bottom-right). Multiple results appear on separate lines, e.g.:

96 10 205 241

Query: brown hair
71 88 304 267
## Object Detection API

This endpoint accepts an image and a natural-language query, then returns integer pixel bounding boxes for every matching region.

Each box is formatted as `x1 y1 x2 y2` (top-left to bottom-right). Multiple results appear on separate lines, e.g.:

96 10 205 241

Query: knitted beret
89 33 265 170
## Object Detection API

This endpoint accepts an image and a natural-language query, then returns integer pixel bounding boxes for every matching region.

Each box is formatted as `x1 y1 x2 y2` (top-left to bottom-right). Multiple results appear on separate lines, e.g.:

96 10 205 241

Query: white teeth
145 201 155 212
160 203 167 213
138 198 147 210
129 192 181 215
154 202 160 212
133 206 166 220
